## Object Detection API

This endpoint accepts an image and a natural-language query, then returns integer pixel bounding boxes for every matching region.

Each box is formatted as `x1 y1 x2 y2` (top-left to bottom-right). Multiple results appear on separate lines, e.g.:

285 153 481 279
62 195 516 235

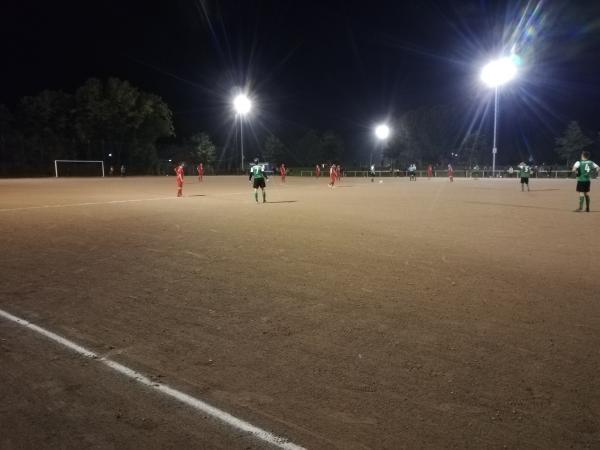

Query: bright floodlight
480 56 518 88
233 94 252 115
375 124 390 140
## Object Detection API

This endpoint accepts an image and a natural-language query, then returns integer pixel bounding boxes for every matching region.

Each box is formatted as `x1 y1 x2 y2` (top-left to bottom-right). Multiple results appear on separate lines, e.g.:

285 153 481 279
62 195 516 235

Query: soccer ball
379 180 383 184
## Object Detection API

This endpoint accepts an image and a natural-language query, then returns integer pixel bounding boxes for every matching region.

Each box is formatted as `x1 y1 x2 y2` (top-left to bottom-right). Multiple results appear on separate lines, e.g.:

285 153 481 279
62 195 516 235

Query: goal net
54 160 105 177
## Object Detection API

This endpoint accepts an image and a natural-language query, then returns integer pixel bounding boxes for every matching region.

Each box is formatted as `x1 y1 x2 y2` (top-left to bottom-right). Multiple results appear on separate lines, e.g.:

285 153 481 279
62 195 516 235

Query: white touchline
0 308 305 450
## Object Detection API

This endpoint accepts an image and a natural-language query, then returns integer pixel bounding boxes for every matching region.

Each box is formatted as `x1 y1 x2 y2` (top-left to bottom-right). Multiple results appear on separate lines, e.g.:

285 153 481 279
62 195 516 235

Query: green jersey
249 164 266 180
574 160 599 182
518 165 531 178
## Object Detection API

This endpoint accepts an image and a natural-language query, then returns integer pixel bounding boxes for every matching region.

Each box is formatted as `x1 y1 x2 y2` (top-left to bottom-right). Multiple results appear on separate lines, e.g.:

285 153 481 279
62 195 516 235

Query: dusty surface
0 175 599 449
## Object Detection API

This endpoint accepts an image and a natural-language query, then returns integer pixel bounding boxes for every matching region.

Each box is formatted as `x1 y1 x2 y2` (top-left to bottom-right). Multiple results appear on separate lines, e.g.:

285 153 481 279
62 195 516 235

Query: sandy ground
0 175 599 449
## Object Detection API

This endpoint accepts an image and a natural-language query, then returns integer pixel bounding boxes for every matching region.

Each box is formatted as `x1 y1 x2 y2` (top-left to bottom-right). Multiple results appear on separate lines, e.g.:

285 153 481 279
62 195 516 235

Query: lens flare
233 94 252 115
480 57 519 88
374 124 391 140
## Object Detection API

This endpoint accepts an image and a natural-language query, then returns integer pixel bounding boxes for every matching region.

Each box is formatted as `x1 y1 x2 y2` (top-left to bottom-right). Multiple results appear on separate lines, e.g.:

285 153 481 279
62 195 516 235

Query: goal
54 160 105 178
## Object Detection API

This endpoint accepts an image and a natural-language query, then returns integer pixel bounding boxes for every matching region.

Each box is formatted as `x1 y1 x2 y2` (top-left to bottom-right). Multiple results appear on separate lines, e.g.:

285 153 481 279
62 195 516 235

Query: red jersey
315 165 321 176
197 164 204 174
175 166 184 185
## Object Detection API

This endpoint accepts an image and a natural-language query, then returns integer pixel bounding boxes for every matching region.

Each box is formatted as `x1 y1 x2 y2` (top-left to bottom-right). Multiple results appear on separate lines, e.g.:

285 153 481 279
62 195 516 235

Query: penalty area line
0 308 305 450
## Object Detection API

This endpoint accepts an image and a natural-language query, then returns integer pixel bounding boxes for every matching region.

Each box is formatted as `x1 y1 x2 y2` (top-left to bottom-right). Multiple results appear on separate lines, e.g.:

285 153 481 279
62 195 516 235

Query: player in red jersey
336 165 342 183
280 163 287 183
197 162 204 182
427 164 433 179
175 162 185 197
315 164 321 178
447 163 454 182
328 163 337 188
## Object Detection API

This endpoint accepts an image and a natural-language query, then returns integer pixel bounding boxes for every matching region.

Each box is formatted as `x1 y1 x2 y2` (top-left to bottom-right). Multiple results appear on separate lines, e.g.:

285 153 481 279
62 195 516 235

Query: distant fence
300 170 577 179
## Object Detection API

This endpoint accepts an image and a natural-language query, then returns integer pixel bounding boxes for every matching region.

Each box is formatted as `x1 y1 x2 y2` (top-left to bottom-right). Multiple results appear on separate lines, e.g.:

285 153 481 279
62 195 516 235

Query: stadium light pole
480 56 518 177
233 94 252 171
373 124 391 166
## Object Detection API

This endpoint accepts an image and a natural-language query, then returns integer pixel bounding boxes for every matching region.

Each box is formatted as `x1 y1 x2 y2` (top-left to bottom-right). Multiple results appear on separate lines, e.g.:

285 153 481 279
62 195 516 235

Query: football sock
579 196 584 210
585 195 590 211
254 191 258 202
262 191 266 202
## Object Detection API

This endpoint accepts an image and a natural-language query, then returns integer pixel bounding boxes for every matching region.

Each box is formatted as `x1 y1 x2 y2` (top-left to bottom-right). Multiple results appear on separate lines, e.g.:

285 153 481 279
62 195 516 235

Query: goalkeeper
249 158 268 203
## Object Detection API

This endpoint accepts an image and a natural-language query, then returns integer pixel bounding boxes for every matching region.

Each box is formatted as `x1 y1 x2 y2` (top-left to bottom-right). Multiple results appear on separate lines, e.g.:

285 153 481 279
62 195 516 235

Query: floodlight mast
233 94 252 171
240 118 244 170
492 87 499 174
480 56 518 177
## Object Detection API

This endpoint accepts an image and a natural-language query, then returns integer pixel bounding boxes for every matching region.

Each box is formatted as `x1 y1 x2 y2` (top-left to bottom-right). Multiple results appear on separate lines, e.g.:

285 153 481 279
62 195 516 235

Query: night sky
2 0 600 164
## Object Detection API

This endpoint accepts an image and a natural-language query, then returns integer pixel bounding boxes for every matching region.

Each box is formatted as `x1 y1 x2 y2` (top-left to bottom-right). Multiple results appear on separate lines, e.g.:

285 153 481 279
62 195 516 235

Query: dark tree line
156 128 345 173
0 78 174 176
158 132 218 174
260 130 344 167
380 106 597 169
380 105 488 169
254 105 490 170
1 78 596 176
554 121 594 166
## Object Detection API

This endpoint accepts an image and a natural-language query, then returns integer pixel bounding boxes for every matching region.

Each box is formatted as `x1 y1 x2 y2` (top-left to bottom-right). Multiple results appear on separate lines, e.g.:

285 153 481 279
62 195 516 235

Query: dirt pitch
0 175 599 449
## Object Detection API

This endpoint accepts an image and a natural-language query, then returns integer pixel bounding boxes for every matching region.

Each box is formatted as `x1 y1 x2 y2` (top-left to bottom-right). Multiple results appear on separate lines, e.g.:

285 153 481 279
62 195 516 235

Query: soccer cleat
573 208 583 212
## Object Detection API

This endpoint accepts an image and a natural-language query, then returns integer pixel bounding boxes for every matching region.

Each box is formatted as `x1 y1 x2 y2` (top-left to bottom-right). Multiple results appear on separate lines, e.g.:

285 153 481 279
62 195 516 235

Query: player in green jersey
572 151 599 212
249 158 268 203
517 162 531 191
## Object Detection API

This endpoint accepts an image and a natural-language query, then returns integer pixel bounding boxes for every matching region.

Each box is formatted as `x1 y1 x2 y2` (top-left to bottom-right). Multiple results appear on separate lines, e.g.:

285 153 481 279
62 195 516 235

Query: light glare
375 124 390 140
233 94 252 115
480 57 518 88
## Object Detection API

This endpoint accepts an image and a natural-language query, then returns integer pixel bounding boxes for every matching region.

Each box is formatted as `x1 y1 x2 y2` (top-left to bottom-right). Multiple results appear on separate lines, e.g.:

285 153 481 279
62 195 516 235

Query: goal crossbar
54 160 105 178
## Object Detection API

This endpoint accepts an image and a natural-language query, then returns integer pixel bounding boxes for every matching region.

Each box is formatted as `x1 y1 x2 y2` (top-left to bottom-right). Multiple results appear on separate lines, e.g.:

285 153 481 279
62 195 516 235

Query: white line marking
0 308 305 450
0 197 178 212
0 310 98 358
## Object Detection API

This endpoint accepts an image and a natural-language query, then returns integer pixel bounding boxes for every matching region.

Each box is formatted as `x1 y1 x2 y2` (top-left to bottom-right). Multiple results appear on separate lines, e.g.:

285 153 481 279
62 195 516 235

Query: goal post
54 160 105 178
